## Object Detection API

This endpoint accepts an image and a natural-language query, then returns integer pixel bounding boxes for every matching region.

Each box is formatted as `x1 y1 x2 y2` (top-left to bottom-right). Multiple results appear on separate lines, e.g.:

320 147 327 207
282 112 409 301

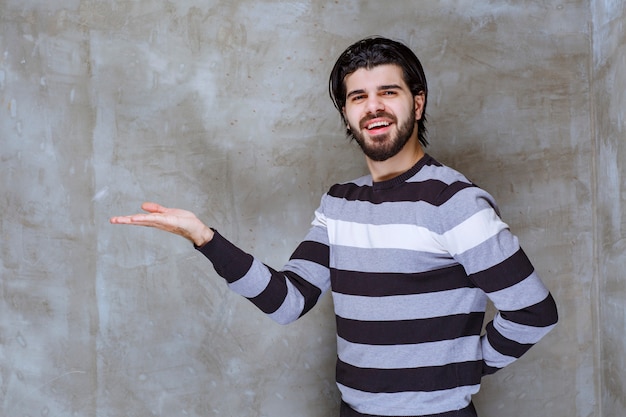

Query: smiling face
343 64 425 162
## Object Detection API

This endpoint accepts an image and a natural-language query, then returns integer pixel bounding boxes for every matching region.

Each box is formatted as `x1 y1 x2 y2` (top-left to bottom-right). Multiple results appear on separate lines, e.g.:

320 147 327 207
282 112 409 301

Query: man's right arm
196 223 331 325
111 201 332 324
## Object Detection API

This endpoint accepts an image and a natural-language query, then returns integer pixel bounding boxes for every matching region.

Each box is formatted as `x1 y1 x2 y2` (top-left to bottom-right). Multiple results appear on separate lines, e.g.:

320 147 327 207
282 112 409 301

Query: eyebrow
346 84 403 99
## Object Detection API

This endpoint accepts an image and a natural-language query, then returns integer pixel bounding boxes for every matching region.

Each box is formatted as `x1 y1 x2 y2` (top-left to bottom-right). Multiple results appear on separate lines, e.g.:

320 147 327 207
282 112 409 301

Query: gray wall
0 1 620 416
592 1 626 416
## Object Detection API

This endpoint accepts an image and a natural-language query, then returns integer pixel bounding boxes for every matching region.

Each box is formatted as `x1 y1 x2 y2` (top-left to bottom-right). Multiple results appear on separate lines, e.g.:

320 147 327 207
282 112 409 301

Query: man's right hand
110 202 214 247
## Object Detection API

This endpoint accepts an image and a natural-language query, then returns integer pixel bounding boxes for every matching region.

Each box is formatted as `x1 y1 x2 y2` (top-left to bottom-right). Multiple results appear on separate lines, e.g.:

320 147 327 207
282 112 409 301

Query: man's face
342 64 424 162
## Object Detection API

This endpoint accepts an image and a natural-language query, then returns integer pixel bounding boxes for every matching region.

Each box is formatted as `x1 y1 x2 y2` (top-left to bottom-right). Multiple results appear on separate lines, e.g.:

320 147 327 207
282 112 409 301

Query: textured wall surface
592 1 626 416
0 1 614 416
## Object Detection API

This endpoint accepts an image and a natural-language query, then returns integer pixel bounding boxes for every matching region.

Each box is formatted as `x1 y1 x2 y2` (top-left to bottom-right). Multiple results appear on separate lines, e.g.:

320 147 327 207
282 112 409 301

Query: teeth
367 121 390 130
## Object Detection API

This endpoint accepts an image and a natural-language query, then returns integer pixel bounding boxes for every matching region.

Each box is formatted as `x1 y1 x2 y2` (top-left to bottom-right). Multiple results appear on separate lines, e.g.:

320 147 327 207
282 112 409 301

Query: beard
348 108 417 162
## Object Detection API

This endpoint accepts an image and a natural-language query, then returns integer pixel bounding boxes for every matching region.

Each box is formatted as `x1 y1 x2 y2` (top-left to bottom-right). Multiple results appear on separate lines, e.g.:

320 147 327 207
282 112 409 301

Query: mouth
367 121 390 130
363 118 392 134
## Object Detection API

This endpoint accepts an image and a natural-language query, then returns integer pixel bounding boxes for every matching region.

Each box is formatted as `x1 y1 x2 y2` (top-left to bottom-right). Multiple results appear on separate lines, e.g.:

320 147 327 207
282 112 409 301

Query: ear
414 92 425 119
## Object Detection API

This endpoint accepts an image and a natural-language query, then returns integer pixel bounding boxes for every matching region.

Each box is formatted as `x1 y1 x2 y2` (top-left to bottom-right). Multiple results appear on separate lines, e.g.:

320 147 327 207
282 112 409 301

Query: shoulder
411 155 472 186
327 173 372 199
411 155 488 207
419 156 500 216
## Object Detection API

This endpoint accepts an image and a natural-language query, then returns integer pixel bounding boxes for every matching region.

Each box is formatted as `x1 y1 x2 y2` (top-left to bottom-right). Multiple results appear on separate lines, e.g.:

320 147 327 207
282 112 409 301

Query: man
111 37 558 417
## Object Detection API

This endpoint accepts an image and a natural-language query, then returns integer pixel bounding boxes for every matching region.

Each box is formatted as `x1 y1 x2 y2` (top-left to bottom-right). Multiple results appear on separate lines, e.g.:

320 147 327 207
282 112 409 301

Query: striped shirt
197 154 558 417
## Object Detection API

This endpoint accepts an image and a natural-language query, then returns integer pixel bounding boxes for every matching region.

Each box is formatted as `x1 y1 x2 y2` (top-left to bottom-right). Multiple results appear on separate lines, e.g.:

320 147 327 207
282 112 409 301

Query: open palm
110 202 213 246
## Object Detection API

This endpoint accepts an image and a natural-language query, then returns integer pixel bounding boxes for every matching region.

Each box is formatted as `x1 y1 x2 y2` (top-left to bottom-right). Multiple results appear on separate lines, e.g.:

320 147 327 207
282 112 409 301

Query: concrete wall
0 1 612 416
592 1 626 416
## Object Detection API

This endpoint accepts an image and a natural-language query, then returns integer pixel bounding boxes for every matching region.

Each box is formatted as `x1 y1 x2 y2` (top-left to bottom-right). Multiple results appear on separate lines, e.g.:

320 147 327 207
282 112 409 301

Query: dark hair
329 36 429 146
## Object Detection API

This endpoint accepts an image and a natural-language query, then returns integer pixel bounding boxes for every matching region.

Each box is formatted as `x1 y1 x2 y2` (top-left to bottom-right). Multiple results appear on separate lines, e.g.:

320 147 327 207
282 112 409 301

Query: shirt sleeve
435 184 558 374
195 206 331 325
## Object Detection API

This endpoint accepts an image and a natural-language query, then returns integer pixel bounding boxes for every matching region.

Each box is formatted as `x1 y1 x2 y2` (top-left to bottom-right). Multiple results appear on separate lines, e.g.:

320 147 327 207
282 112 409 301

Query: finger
141 201 168 214
110 213 161 224
110 215 136 224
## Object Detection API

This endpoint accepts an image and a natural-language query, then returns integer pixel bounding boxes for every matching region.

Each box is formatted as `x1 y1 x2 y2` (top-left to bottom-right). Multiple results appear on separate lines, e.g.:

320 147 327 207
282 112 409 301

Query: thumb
141 201 167 214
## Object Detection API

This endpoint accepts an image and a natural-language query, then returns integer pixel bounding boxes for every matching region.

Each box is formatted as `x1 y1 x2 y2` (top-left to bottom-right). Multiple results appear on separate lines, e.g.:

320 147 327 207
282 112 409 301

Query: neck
366 137 425 182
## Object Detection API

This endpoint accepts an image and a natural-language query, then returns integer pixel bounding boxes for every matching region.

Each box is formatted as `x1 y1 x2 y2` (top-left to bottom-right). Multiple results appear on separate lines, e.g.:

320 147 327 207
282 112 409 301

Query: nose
365 95 384 114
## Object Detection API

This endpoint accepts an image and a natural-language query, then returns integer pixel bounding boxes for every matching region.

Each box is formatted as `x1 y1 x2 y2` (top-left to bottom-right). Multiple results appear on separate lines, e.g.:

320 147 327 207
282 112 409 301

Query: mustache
359 112 397 129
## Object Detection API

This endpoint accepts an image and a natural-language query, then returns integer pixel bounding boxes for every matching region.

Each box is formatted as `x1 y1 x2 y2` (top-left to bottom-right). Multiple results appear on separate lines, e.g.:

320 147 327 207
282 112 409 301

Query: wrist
193 226 214 247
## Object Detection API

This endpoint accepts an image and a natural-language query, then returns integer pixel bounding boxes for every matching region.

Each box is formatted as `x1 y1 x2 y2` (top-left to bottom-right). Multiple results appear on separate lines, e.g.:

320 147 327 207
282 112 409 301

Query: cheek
344 107 360 125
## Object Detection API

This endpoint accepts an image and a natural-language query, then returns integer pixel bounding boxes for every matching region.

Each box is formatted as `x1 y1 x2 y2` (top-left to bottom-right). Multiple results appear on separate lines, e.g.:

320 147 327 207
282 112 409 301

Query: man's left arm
468 247 558 374
438 187 558 375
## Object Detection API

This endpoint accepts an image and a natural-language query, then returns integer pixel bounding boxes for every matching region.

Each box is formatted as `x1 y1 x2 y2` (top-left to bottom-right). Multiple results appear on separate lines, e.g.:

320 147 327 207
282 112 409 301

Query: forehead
344 64 407 92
